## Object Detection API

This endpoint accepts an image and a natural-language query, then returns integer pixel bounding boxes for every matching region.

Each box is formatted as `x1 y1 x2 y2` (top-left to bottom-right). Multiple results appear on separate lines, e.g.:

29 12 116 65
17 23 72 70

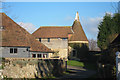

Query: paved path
58 65 96 79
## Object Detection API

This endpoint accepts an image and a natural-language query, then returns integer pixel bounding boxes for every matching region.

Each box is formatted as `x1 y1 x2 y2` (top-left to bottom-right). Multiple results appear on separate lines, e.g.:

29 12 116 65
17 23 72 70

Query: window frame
39 38 41 42
26 48 29 51
43 54 47 58
14 48 17 53
10 48 18 54
48 38 50 42
62 38 67 40
32 54 36 58
37 54 42 58
10 48 13 53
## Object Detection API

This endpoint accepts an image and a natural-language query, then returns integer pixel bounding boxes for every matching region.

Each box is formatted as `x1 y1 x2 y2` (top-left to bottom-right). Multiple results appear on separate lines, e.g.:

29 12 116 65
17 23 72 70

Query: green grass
67 60 97 70
67 60 84 67
41 76 56 79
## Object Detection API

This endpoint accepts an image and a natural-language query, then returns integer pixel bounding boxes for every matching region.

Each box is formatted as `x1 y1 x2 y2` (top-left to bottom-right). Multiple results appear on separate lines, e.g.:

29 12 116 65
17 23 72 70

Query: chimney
75 11 79 21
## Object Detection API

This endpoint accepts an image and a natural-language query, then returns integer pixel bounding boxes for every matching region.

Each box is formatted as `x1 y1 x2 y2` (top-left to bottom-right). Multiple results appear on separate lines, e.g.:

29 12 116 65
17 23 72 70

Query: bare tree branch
111 2 119 13
89 39 100 51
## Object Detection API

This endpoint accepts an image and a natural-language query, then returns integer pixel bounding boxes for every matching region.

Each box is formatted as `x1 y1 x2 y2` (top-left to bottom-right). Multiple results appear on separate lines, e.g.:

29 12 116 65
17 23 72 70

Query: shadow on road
58 65 96 79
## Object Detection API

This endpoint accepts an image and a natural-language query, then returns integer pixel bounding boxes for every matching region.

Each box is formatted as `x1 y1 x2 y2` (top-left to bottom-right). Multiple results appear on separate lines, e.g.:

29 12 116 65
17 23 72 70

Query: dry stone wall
2 58 66 78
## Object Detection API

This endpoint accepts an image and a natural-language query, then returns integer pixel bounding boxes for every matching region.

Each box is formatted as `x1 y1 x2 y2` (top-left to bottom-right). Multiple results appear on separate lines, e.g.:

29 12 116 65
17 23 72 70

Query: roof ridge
32 25 73 38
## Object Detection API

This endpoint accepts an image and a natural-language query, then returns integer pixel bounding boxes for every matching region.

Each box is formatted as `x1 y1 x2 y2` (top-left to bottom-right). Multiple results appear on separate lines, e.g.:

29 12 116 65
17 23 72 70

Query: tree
112 13 120 33
72 43 89 60
97 12 120 78
97 13 112 50
97 13 120 50
89 39 100 51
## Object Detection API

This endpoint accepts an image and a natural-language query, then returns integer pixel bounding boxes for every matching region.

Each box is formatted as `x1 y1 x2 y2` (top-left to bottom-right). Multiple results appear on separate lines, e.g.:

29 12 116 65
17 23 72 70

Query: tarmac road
58 65 96 79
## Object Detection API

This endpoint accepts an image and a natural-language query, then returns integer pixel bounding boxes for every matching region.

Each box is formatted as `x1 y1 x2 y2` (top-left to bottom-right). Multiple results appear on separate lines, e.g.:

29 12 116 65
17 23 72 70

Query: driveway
58 65 96 79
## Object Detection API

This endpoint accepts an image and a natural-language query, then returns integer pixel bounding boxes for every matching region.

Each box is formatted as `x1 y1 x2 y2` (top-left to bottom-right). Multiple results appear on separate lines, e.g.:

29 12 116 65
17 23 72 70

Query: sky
1 2 119 40
2 0 120 2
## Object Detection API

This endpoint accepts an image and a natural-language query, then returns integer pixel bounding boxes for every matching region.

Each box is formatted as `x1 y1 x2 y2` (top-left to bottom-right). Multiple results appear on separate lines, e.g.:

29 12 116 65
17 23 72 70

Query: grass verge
67 60 84 67
67 60 97 70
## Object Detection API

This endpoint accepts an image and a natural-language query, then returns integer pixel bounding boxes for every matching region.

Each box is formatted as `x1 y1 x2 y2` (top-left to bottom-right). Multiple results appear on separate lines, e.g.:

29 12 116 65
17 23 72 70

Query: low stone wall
2 58 66 78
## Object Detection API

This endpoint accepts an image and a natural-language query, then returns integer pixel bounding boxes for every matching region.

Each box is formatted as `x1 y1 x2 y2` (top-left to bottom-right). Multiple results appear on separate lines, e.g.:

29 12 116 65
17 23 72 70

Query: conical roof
69 12 88 43
0 13 52 52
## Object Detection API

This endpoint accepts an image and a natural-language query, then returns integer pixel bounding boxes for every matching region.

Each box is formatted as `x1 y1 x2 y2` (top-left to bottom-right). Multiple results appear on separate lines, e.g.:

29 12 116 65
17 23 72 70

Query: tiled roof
0 13 52 52
69 20 88 42
32 26 73 38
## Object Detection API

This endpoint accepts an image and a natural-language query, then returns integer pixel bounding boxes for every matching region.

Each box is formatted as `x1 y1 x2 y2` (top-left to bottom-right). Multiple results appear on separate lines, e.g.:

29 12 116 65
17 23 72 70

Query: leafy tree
97 13 120 50
97 13 120 78
112 13 120 33
72 43 89 60
97 13 112 50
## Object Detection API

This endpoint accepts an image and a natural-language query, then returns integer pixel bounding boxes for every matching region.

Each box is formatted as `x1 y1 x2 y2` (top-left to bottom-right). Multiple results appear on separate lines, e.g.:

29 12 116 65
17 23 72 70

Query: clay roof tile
0 13 52 52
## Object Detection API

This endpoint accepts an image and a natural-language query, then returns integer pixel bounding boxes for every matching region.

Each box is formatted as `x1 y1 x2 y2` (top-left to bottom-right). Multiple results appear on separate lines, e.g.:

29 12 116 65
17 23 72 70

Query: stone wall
2 58 66 78
36 38 68 59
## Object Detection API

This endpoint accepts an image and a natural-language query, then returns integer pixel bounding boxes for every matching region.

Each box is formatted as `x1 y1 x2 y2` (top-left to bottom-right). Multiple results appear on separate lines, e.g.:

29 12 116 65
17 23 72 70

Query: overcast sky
1 2 119 40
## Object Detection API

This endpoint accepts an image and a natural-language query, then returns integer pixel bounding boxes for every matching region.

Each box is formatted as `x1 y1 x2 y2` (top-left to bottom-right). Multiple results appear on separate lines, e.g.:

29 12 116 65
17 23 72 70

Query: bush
69 43 89 60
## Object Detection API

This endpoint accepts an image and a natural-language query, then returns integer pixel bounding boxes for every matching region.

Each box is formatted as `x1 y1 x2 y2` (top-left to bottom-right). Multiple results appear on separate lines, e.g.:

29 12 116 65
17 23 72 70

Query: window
26 48 29 51
0 26 4 30
32 54 36 58
10 48 17 53
39 38 41 42
73 50 76 57
62 38 67 40
10 48 13 53
14 48 17 53
48 38 50 42
43 54 45 58
43 54 47 58
37 54 42 58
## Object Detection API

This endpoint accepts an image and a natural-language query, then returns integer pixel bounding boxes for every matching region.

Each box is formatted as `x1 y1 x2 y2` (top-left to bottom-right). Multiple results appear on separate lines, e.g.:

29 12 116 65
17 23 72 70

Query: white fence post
116 51 120 80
